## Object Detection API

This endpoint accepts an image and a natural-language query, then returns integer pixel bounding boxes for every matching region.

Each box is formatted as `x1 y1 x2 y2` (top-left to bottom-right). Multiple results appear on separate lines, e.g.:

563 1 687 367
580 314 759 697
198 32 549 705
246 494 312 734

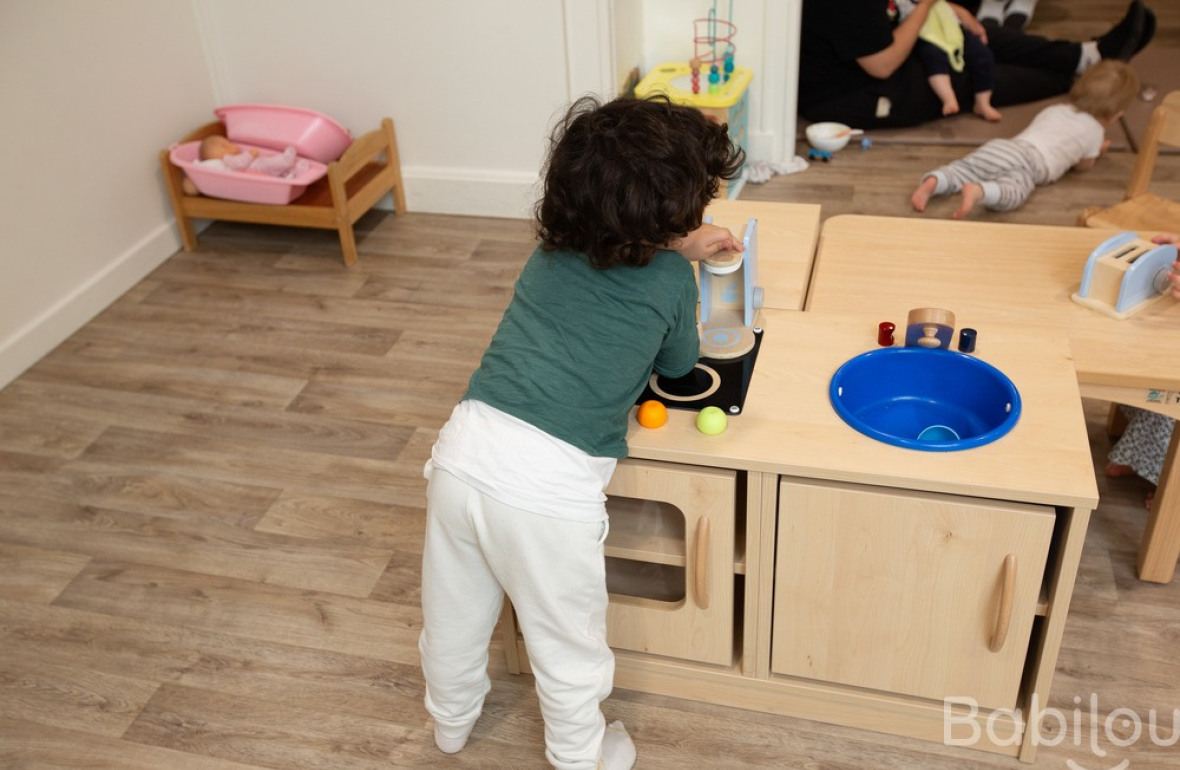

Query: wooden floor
4 3 1180 767
2 209 1178 769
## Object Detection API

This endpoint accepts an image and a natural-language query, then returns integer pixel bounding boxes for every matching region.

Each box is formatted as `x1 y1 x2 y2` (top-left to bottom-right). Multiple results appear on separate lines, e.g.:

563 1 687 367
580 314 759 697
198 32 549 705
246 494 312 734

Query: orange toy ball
636 400 669 429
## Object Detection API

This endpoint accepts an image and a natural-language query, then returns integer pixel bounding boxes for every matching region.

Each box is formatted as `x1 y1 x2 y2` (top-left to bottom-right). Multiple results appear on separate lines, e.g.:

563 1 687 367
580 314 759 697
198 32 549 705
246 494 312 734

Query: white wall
0 0 615 388
1 1 801 390
0 0 217 389
193 0 606 219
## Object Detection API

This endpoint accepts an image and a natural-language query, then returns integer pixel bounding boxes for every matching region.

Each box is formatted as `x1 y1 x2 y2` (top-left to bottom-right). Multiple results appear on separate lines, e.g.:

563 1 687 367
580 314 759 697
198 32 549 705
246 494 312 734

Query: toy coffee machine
639 217 764 415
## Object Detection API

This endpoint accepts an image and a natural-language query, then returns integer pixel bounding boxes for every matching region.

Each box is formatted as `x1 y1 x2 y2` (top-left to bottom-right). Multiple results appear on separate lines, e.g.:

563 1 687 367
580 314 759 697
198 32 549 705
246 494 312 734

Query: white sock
977 0 1005 23
1005 0 1037 20
598 721 637 770
1077 40 1100 73
434 720 476 754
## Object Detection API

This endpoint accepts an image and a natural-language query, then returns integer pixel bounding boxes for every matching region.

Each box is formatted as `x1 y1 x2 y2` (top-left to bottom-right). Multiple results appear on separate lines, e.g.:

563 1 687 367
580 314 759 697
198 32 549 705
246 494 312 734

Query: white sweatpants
419 465 614 770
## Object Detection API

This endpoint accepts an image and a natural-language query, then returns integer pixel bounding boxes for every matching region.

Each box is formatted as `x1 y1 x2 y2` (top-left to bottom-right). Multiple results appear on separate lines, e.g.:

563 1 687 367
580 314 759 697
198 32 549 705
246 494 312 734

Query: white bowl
806 122 852 153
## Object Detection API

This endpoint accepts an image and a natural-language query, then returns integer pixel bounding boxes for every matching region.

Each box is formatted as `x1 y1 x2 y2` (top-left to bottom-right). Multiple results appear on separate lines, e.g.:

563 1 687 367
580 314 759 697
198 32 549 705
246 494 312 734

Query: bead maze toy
700 217 761 359
633 1 751 199
1071 232 1179 319
691 1 737 96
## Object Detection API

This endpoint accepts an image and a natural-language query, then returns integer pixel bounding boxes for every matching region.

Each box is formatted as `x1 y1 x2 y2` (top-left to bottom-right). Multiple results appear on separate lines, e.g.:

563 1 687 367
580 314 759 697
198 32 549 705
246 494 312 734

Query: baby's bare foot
975 103 1002 121
953 183 983 219
942 96 960 116
974 92 1002 122
910 177 938 212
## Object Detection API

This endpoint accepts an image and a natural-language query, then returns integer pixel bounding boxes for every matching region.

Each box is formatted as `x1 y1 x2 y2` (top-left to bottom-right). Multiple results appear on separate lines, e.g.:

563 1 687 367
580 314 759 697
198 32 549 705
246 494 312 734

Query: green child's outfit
419 246 698 769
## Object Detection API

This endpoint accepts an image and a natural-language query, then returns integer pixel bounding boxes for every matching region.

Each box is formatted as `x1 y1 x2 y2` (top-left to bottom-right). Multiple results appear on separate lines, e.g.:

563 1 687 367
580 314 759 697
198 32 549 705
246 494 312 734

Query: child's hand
1158 235 1180 299
1100 139 1112 155
669 224 741 262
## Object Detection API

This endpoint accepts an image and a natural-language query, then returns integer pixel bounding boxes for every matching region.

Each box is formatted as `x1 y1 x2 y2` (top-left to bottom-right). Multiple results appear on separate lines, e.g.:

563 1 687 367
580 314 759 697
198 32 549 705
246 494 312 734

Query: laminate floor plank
253 493 424 552
0 543 91 603
123 683 531 770
52 561 421 664
0 493 391 598
0 716 272 770
0 460 279 529
74 426 426 508
86 301 402 356
0 645 160 737
0 378 414 463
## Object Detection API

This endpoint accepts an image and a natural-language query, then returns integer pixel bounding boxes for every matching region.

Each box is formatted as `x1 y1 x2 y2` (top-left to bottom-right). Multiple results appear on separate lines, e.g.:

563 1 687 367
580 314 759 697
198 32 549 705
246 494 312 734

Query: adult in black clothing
799 0 1156 129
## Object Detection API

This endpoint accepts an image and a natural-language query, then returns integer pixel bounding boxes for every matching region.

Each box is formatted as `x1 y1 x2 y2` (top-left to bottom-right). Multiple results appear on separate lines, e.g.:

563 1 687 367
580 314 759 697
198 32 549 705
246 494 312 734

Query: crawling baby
198 135 303 177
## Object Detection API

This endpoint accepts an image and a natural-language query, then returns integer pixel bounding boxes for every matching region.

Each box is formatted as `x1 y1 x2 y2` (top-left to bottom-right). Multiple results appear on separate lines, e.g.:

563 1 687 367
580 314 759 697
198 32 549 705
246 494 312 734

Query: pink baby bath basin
215 104 352 163
169 141 327 205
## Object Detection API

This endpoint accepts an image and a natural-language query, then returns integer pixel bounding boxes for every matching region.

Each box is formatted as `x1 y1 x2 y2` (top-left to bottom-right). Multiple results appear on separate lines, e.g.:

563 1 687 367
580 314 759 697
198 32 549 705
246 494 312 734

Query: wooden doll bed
160 117 406 266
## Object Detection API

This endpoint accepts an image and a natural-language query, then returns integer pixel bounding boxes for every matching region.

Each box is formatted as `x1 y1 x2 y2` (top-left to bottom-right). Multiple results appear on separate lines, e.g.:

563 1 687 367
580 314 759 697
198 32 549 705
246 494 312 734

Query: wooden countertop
808 215 1180 392
705 199 821 311
627 310 1099 510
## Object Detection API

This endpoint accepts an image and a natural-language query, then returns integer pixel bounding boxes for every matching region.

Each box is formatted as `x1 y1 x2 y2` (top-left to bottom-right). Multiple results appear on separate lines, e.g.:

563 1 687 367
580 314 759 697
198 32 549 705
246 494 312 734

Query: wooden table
808 214 1180 583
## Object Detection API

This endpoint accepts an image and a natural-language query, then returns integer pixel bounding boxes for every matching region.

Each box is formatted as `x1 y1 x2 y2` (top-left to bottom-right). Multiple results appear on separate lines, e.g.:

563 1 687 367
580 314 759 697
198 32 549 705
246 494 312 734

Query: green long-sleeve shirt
464 246 699 458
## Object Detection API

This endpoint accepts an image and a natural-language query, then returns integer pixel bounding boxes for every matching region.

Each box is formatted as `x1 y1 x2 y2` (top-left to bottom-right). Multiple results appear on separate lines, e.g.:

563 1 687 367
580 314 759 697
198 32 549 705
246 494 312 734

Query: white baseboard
0 221 187 389
396 165 540 219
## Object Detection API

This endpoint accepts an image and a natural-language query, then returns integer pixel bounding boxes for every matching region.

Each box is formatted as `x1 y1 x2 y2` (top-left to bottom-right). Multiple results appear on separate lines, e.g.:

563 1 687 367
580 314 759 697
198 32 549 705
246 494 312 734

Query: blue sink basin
829 347 1021 452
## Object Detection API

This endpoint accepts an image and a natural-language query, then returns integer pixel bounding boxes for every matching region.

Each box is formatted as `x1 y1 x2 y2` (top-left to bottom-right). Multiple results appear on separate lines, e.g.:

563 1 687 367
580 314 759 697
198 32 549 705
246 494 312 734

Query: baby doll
896 0 1002 121
197 135 301 177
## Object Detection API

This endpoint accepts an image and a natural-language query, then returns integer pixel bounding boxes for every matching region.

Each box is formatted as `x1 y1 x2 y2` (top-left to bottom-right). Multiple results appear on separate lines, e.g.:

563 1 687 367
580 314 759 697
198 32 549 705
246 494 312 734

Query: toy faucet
904 307 955 350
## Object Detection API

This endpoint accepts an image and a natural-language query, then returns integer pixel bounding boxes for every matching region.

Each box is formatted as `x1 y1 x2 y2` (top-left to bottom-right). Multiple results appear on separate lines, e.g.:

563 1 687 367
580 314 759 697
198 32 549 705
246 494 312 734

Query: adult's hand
1155 233 1180 299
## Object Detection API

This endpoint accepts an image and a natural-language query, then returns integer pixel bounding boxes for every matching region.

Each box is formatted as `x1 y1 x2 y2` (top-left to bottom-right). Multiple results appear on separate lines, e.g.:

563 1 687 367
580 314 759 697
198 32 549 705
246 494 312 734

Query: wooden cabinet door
773 478 1054 709
604 459 736 666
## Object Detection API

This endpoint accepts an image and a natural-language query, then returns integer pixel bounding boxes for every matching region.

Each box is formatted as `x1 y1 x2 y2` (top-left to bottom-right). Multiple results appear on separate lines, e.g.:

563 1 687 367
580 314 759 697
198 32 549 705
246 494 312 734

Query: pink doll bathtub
169 141 328 205
214 104 352 163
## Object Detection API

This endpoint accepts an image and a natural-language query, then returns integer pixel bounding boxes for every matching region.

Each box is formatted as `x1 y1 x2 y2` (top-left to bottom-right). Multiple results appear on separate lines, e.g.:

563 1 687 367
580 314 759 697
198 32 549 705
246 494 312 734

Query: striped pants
926 138 1051 211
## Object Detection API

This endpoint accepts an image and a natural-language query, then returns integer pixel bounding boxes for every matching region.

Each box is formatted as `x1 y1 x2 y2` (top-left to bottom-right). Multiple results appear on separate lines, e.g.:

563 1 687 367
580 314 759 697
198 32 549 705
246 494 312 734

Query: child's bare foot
942 96 961 116
953 183 983 219
1105 462 1136 478
911 176 938 212
974 92 1002 121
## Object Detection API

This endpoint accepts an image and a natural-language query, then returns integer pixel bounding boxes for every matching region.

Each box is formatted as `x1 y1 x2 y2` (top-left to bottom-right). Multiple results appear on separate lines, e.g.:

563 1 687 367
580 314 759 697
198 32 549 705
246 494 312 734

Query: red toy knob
877 321 895 347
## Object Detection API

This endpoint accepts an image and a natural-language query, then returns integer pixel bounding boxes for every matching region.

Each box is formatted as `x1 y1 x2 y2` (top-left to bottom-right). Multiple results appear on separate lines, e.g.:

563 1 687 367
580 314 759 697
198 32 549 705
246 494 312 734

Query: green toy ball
696 406 728 435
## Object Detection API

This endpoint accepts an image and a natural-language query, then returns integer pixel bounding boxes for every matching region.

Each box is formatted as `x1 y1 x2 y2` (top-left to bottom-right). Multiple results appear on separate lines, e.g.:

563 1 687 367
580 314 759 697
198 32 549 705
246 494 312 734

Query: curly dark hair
536 95 745 269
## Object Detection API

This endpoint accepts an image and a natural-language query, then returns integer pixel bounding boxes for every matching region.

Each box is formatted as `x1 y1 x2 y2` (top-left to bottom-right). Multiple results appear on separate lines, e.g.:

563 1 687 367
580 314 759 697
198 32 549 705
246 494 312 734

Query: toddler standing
418 95 744 769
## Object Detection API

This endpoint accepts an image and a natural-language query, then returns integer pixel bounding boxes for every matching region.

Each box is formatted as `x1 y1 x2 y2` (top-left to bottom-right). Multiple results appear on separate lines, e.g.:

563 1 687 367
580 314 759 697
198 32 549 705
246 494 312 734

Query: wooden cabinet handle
693 517 711 610
989 554 1017 653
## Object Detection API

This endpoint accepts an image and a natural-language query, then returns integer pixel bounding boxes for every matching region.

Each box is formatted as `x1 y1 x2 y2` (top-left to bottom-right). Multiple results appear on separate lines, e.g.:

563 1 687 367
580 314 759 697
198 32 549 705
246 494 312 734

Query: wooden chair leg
1139 427 1180 583
1106 403 1128 440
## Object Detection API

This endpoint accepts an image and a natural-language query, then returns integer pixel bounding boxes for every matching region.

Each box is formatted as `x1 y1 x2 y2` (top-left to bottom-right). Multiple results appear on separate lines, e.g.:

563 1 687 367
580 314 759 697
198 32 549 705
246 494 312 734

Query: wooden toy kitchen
498 202 1105 763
